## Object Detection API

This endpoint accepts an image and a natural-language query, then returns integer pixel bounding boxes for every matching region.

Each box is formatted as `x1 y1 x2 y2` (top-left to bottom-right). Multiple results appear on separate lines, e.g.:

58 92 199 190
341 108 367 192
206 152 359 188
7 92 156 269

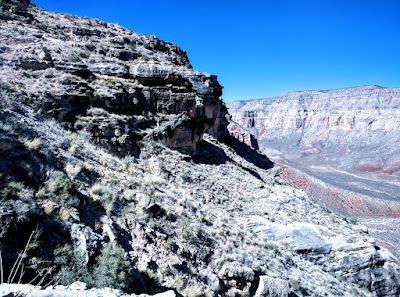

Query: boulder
255 275 289 297
70 224 102 263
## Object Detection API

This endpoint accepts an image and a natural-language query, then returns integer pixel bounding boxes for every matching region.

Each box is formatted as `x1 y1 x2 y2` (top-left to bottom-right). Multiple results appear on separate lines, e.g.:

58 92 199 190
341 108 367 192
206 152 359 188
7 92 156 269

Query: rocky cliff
0 0 229 156
1 2 400 297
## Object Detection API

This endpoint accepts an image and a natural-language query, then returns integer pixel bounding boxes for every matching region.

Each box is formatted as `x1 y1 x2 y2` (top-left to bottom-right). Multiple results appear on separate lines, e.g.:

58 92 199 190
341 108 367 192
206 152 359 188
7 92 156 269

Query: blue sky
34 0 400 102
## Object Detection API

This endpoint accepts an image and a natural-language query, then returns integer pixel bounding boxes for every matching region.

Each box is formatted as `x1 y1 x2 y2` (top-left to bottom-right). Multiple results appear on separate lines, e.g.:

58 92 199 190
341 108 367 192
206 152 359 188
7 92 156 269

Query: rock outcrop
0 0 229 155
1 3 400 297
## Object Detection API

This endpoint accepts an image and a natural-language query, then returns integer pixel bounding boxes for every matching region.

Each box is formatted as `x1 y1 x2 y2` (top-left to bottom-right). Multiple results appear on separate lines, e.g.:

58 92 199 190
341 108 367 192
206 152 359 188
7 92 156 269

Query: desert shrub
32 20 47 31
181 172 192 183
180 218 192 240
128 42 136 51
53 244 92 285
0 0 11 19
183 285 204 297
55 29 65 40
0 180 23 200
37 170 79 207
121 155 135 171
79 50 89 58
47 171 75 199
67 53 80 62
348 217 358 225
93 242 132 290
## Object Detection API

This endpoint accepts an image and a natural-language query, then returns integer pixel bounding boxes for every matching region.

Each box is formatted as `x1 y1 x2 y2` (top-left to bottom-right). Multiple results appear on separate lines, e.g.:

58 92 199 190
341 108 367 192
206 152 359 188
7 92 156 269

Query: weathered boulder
88 62 130 78
255 276 289 297
248 219 331 254
70 224 102 263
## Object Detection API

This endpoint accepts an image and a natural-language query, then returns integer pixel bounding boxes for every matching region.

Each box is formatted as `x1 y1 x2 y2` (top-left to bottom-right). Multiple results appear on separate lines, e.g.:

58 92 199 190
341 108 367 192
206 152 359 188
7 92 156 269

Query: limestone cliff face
228 86 400 216
229 86 400 143
0 0 229 155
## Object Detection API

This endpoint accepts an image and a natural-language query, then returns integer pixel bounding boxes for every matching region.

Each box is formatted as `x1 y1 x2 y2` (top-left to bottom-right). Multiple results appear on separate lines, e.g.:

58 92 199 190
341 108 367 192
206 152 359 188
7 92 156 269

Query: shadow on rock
192 139 231 165
228 136 274 170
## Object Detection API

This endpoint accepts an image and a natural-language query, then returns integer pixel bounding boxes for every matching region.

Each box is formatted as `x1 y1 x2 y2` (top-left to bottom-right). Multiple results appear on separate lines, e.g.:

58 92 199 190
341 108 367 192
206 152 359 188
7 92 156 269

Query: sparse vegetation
180 218 192 240
128 42 136 51
37 170 79 208
32 20 48 31
67 53 80 62
79 50 89 58
0 0 11 19
0 5 398 297
53 244 92 286
0 180 23 200
93 242 132 290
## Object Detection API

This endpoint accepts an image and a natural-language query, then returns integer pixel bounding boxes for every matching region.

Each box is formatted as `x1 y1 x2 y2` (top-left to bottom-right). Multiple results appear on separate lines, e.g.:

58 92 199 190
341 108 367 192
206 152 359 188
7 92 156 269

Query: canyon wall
228 86 400 216
1 2 400 296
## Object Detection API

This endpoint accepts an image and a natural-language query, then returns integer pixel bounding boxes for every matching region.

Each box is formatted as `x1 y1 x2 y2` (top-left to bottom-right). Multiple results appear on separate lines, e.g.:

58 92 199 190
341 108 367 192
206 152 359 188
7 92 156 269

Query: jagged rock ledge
0 0 229 156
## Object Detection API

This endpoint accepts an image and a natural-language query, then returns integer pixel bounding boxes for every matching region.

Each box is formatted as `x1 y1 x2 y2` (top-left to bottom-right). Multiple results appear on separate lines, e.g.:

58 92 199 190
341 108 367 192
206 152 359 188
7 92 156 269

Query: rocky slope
228 86 400 216
1 1 400 297
0 0 229 156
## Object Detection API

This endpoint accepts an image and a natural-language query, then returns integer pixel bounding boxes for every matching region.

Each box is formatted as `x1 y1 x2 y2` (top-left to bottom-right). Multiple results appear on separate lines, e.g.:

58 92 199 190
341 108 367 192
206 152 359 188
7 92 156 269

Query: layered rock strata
0 0 229 155
228 86 400 216
1 2 400 297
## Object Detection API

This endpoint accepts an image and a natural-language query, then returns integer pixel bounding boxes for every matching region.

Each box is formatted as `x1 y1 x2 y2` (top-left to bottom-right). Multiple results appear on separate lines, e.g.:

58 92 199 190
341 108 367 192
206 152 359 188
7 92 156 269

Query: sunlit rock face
2 3 400 297
228 86 400 216
0 2 229 155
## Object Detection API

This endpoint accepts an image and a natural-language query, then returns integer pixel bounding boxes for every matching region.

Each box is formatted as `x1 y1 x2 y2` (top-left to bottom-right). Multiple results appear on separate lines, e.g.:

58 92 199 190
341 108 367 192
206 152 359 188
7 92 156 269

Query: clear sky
33 0 400 102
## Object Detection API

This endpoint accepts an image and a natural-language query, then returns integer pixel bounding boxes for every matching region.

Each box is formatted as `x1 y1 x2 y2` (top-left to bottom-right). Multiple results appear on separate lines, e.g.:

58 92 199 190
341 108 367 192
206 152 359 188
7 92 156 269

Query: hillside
0 1 400 297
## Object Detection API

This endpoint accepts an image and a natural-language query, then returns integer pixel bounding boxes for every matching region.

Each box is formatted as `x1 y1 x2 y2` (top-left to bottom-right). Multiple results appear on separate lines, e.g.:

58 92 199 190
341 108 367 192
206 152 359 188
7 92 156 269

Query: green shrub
93 242 132 290
79 51 89 58
37 170 79 207
54 244 92 285
0 0 11 20
181 172 192 183
67 54 80 62
180 218 192 240
47 171 76 200
0 181 23 200
32 20 48 31
128 42 136 51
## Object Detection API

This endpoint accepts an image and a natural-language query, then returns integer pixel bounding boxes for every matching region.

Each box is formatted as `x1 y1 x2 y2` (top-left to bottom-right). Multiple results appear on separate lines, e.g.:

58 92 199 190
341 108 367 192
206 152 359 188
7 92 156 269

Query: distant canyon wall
228 86 400 216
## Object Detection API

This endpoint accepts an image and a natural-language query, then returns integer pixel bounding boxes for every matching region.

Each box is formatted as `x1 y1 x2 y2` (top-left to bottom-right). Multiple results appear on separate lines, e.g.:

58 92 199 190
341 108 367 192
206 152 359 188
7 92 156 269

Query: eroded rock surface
228 86 400 216
0 1 228 155
1 3 400 297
